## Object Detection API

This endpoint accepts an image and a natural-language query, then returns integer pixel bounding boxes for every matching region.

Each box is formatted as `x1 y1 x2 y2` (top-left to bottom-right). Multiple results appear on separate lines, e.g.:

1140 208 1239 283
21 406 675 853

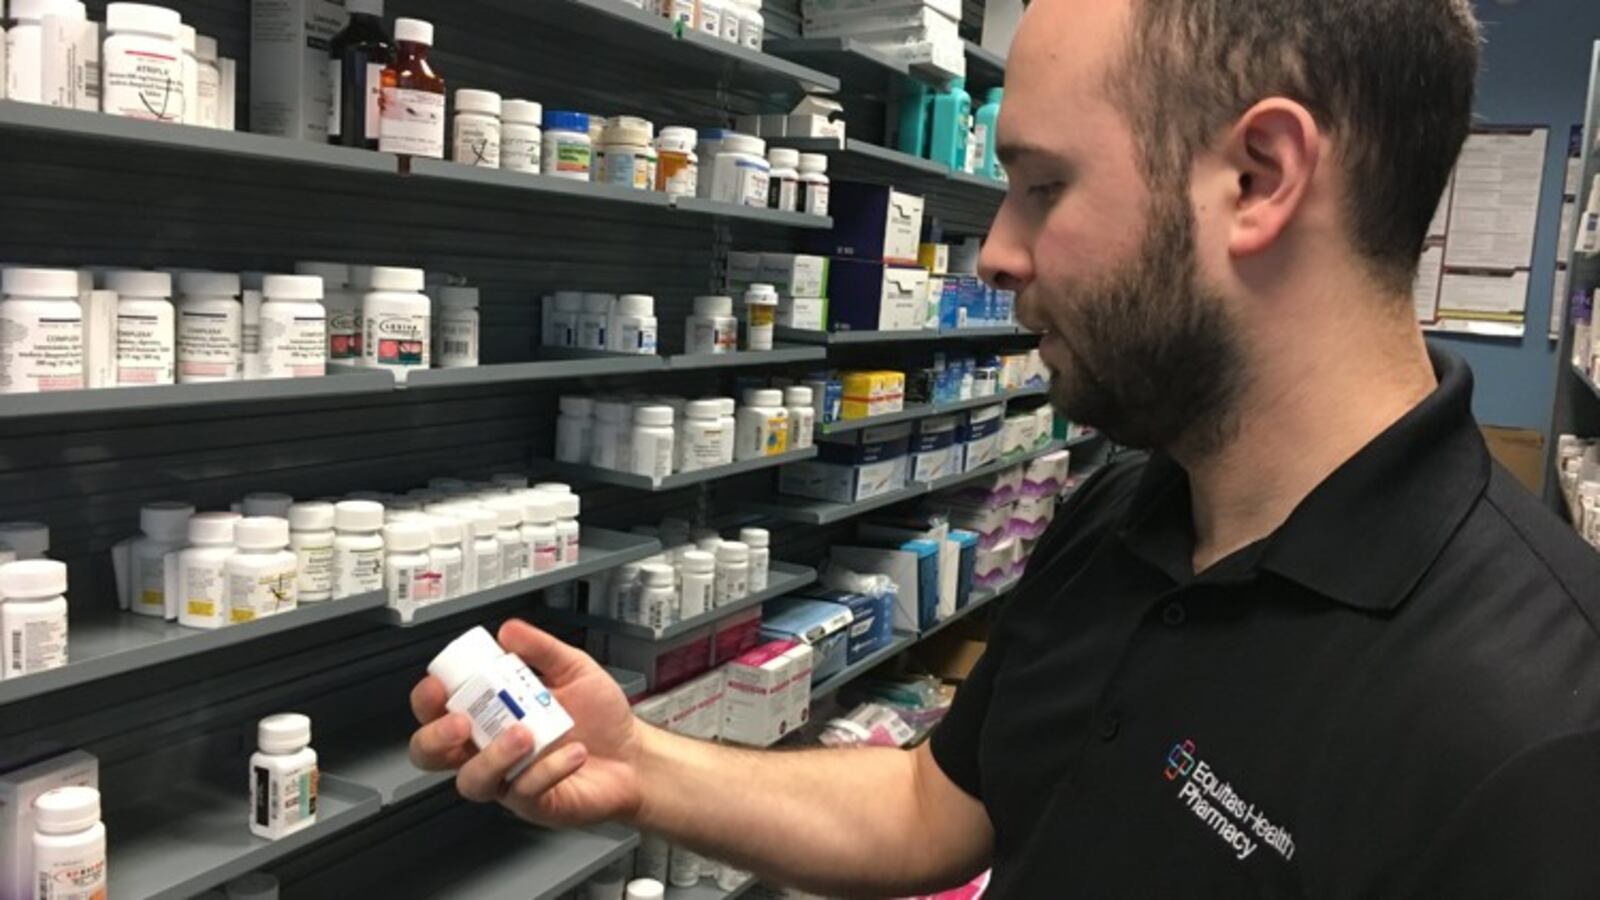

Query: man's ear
1223 99 1322 259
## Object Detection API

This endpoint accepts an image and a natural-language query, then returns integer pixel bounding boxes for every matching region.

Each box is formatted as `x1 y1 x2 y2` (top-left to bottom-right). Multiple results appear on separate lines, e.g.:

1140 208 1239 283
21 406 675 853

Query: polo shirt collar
1118 346 1490 612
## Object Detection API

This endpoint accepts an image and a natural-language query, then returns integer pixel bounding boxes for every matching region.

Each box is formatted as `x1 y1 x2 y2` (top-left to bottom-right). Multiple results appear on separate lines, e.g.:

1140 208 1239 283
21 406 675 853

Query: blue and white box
827 259 928 332
960 404 1005 471
794 588 893 663
805 181 926 264
760 598 855 684
818 421 913 465
911 415 961 482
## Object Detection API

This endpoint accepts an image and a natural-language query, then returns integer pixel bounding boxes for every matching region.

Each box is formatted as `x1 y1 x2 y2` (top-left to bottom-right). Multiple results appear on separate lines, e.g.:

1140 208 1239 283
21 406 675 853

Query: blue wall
1430 2 1599 432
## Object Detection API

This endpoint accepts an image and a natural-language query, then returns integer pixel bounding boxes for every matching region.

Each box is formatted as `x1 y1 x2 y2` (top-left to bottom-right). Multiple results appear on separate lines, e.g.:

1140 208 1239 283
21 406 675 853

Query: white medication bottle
362 266 430 380
175 512 240 629
0 559 69 676
195 34 221 127
6 0 48 103
784 385 815 450
737 0 764 50
501 99 543 173
714 540 749 606
31 786 106 900
462 507 502 591
626 878 665 900
521 493 560 574
637 563 675 631
631 405 675 480
735 389 788 460
427 515 465 601
0 268 84 394
0 522 50 560
716 397 737 464
436 286 479 368
799 152 830 216
287 502 336 603
610 562 642 622
41 0 100 112
589 400 631 469
767 147 800 211
743 283 778 351
696 0 724 38
452 88 502 168
578 293 614 351
718 0 741 43
176 271 243 383
597 116 656 191
107 270 176 386
259 275 328 379
249 714 318 841
177 24 198 125
485 497 528 580
294 262 358 365
711 133 770 208
381 521 435 621
224 873 279 900
739 527 770 592
669 845 703 888
678 399 725 473
545 291 581 347
123 501 193 619
684 295 737 355
226 517 298 622
553 492 580 567
332 500 385 598
102 2 184 122
541 110 592 181
609 294 658 355
242 492 293 518
678 550 713 619
427 626 576 779
556 395 594 464
654 126 698 198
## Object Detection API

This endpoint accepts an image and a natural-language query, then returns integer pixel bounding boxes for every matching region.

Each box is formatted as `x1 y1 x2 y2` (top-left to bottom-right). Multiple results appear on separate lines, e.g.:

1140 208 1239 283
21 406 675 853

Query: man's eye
1027 181 1065 202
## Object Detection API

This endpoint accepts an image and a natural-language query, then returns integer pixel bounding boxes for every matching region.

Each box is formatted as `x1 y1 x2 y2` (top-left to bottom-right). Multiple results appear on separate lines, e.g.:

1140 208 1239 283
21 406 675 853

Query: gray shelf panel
924 440 1069 493
816 404 936 435
671 196 833 229
369 528 664 627
0 591 387 706
665 344 828 370
540 561 817 640
743 482 930 526
402 354 667 388
775 325 1031 345
1575 364 1600 402
0 368 394 420
764 37 910 99
811 631 917 700
964 40 1007 92
108 774 381 900
549 446 819 491
408 156 675 209
668 878 760 900
325 726 452 808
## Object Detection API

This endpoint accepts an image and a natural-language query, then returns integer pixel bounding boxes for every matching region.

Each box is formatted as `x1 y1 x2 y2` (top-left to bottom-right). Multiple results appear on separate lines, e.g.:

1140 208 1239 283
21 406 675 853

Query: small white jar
631 405 676 480
697 0 724 38
295 261 358 365
520 492 560 574
287 502 336 602
332 500 385 598
548 291 583 347
597 116 656 191
715 397 738 464
738 0 764 50
743 283 778 351
0 559 69 675
610 294 659 355
736 388 789 459
176 271 243 383
249 714 318 840
552 491 581 566
501 99 543 173
799 152 830 216
767 147 800 211
427 515 466 601
784 385 815 450
713 540 749 606
382 521 435 619
436 286 479 368
0 268 84 394
102 2 184 122
107 270 176 387
259 274 328 379
685 295 737 355
678 549 714 619
718 0 741 43
124 501 193 619
460 507 501 591
175 512 240 629
590 399 633 469
225 517 299 622
362 266 430 380
556 395 595 463
628 877 667 900
485 496 528 580
739 526 770 592
578 293 615 351
678 399 726 473
178 25 198 126
541 110 593 181
32 786 106 900
711 133 770 208
655 126 698 198
452 88 502 168
7 0 49 104
638 563 677 631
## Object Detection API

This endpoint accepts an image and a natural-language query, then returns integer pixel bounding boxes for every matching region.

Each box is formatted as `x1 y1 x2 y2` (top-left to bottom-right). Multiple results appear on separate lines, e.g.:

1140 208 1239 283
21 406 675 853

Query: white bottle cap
798 152 828 173
461 507 498 538
616 294 654 316
534 482 572 494
105 3 182 40
0 559 67 597
717 397 736 417
394 17 434 46
334 500 386 532
195 34 219 63
625 879 666 900
635 405 674 427
179 24 196 51
559 396 593 417
686 399 721 420
0 522 49 557
288 502 335 531
223 873 280 900
235 516 290 550
716 541 749 564
485 496 524 527
258 713 312 754
428 625 502 694
368 266 426 292
503 99 543 125
178 271 242 297
582 293 615 313
743 283 778 304
768 147 800 169
440 286 480 309
241 492 294 518
743 388 783 408
692 295 734 317
189 511 242 544
784 385 812 407
556 493 580 518
383 521 431 553
2 268 80 298
521 492 558 524
455 89 502 117
11 0 55 21
738 527 768 548
263 274 324 301
294 261 350 289
33 786 100 835
602 116 655 147
722 133 766 157
640 563 674 587
427 516 463 546
107 270 173 298
681 549 715 573
142 502 195 540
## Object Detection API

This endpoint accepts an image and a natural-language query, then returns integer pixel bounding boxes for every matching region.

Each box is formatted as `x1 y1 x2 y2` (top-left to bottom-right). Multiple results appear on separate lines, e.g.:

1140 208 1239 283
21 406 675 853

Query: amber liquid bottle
329 0 391 149
378 17 446 166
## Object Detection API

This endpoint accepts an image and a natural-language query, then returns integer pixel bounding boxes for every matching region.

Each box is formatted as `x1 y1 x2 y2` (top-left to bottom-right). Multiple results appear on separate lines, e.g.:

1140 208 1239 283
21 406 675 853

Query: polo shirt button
1162 601 1187 627
1098 712 1120 741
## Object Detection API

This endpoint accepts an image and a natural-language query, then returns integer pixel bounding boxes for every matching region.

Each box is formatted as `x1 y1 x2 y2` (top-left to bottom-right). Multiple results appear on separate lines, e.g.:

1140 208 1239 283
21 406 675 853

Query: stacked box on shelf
960 403 1006 471
728 251 832 332
781 420 913 501
800 0 967 79
806 182 929 333
588 606 763 692
789 587 896 663
910 414 961 481
760 598 855 684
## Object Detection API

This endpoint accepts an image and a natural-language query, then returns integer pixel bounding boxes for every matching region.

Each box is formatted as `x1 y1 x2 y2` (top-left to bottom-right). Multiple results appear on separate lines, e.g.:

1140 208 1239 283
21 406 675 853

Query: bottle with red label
361 266 430 383
378 18 445 160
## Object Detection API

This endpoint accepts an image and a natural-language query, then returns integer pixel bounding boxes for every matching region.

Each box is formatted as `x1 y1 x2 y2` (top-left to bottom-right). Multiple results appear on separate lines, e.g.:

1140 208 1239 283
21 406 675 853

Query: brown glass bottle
329 0 391 148
377 17 446 163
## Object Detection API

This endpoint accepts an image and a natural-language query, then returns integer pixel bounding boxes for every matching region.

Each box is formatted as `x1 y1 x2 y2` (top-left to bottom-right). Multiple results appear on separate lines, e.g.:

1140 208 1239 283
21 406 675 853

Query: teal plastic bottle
896 80 932 158
974 87 1003 179
928 77 972 170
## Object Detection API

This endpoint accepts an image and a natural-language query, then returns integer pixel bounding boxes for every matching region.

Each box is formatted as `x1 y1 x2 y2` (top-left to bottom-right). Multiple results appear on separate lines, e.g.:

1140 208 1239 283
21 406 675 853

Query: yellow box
918 243 950 275
840 370 906 419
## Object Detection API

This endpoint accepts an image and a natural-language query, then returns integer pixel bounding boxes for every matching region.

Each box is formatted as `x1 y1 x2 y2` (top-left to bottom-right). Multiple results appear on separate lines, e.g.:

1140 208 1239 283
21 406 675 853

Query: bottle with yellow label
174 512 240 630
225 518 298 623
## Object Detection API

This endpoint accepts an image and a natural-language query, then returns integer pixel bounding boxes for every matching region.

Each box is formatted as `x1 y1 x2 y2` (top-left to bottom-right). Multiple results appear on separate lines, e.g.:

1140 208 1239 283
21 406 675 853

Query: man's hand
408 618 646 828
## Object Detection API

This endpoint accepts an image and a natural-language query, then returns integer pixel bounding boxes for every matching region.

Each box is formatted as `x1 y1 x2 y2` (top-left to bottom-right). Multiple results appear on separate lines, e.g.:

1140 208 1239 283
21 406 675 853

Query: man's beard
1033 191 1246 457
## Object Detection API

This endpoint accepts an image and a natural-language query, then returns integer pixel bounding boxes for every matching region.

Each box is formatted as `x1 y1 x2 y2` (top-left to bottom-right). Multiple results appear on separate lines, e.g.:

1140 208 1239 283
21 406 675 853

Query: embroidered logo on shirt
1162 739 1297 863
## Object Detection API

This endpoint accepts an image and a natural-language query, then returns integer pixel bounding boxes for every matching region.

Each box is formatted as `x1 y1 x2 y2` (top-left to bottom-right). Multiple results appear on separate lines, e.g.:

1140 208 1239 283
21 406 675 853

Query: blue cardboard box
761 598 855 684
818 421 914 465
827 259 928 332
794 588 893 663
805 181 926 264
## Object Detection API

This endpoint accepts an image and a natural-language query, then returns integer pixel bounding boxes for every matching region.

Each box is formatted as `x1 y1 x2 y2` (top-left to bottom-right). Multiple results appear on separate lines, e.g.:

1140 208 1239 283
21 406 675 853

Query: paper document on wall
1551 264 1570 341
1438 269 1530 318
1442 129 1548 271
1559 198 1577 265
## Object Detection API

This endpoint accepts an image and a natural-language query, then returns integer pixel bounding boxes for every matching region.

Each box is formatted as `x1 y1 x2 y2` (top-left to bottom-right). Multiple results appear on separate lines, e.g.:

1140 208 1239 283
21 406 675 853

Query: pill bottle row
585 519 770 630
652 0 765 51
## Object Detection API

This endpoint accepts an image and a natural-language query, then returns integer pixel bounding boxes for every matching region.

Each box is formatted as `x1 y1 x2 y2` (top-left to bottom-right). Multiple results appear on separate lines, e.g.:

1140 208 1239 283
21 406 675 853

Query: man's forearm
630 724 991 897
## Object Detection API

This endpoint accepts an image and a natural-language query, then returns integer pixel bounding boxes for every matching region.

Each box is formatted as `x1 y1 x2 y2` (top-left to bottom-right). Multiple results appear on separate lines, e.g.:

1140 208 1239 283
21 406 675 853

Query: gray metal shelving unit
775 324 1031 345
0 367 394 419
550 446 819 491
540 561 817 640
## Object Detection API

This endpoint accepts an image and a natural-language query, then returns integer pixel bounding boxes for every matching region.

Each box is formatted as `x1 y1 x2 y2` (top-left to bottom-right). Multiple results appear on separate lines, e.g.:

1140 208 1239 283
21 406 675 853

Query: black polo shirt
931 348 1600 898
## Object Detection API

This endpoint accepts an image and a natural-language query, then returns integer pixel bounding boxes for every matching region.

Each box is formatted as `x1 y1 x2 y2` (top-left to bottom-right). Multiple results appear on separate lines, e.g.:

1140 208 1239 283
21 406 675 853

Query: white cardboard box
867 37 966 80
880 266 929 331
779 296 828 331
803 0 963 23
250 0 345 141
722 640 812 746
780 456 909 503
759 254 830 298
1 751 99 900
